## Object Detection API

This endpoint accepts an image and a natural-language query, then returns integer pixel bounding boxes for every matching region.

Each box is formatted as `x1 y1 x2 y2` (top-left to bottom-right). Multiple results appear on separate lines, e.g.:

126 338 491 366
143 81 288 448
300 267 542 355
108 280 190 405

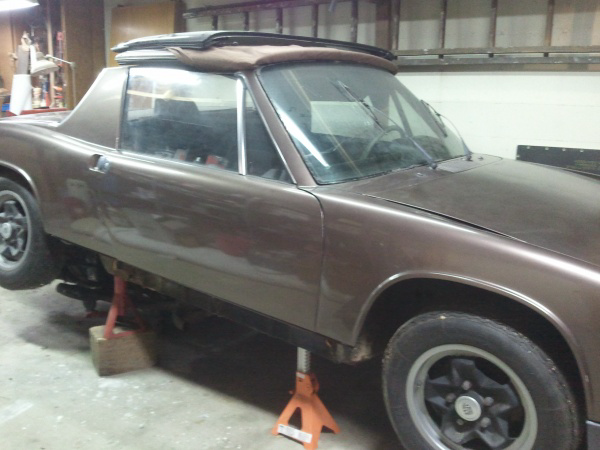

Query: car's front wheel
0 178 62 289
382 311 582 450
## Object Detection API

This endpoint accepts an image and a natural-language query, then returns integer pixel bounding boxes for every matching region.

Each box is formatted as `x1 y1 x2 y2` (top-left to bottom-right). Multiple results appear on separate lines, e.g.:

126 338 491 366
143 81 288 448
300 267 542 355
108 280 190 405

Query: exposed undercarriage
55 241 371 365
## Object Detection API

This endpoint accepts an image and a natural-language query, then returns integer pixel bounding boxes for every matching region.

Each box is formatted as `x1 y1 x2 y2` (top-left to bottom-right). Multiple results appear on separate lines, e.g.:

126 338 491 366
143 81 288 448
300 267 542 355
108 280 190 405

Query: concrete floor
0 282 399 450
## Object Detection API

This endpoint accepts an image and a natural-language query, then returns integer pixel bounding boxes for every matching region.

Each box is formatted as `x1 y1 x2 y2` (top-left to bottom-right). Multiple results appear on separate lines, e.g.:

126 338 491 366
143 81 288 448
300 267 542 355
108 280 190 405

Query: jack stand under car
273 348 340 449
89 276 157 376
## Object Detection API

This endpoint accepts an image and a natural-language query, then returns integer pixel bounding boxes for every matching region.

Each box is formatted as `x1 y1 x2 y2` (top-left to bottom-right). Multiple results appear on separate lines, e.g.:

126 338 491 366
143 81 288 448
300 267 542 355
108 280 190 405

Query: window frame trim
236 78 248 176
236 72 296 185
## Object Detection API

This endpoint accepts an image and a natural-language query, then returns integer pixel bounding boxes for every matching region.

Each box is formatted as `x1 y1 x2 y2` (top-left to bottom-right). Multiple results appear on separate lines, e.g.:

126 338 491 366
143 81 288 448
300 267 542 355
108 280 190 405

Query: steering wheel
360 125 406 160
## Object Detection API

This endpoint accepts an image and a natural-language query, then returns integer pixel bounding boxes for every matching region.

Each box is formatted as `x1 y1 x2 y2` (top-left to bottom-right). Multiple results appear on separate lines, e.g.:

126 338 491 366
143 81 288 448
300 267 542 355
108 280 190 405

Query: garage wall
398 71 600 159
183 0 376 43
398 0 600 49
102 0 600 160
396 0 600 159
104 0 377 45
0 12 17 94
0 7 36 94
106 0 600 48
61 0 106 107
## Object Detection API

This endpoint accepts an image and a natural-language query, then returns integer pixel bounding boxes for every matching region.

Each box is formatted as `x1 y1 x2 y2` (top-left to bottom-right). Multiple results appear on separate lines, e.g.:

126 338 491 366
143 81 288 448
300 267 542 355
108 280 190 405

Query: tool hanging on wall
272 348 340 450
9 32 32 74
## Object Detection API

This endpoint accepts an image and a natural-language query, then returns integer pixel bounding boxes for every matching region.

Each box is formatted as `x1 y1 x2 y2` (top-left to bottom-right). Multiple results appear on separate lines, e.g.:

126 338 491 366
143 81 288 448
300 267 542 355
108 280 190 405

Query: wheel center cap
0 222 13 239
455 395 482 421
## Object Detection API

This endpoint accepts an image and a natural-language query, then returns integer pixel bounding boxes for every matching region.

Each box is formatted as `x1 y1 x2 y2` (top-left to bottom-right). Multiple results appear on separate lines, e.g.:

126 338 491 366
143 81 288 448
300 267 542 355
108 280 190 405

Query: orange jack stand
103 276 147 339
272 349 340 450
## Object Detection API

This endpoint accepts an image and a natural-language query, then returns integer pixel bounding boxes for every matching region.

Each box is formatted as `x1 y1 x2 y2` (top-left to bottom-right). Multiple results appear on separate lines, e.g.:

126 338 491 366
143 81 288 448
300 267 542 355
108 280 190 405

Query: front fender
314 191 600 419
0 158 41 200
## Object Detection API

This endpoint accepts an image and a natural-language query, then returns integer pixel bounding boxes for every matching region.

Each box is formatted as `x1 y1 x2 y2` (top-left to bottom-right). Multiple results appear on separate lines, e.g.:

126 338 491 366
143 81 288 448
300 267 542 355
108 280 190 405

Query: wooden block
89 325 157 376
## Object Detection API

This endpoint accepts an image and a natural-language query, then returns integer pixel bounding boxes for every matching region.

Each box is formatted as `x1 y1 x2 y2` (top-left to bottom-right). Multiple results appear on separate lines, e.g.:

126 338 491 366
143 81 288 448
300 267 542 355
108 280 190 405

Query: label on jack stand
277 424 313 443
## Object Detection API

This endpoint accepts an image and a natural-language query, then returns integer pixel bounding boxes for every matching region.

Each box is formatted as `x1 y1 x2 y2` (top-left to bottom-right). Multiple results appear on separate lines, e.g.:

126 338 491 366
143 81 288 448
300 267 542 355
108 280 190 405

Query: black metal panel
393 45 600 66
394 45 600 56
587 421 600 450
517 145 600 176
112 30 394 60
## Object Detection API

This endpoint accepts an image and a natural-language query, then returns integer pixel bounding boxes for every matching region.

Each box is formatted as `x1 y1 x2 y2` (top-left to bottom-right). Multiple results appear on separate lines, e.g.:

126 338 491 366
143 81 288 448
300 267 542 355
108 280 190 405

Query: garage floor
0 283 399 449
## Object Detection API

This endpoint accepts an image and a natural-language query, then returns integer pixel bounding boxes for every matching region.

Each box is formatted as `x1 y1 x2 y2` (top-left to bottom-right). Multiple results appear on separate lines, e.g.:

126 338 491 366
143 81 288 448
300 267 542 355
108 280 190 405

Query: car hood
335 157 600 268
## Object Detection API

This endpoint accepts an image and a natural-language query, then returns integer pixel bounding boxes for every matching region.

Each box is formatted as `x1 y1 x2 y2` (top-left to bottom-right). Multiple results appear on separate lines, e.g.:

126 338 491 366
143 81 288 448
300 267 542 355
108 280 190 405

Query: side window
244 91 291 183
121 67 238 172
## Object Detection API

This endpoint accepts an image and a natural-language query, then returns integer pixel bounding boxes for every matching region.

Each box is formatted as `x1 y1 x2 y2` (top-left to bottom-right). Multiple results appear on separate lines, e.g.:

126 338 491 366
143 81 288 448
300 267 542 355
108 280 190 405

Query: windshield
259 63 467 184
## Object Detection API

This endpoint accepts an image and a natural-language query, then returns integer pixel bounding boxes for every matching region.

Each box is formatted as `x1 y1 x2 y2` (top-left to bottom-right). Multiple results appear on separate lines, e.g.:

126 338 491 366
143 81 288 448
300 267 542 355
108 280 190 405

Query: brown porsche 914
0 31 598 449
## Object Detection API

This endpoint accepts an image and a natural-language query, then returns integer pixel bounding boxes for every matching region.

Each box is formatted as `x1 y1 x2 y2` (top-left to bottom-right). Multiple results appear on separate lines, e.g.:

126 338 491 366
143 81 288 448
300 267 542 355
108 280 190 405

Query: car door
95 67 323 330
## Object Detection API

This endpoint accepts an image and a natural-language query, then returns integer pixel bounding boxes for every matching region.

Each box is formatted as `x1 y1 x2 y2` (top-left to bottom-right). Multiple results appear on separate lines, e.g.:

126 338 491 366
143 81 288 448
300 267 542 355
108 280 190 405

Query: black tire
382 311 582 450
0 178 63 289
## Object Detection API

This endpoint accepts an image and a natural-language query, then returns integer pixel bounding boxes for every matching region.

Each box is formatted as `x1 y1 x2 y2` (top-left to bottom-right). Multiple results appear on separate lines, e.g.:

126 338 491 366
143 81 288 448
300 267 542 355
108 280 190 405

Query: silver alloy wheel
0 190 31 270
406 344 538 450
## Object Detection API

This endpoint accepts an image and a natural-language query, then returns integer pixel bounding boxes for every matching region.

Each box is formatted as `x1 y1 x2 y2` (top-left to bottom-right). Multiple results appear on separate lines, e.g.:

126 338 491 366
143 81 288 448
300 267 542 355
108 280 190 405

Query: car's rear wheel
0 178 62 289
382 311 582 450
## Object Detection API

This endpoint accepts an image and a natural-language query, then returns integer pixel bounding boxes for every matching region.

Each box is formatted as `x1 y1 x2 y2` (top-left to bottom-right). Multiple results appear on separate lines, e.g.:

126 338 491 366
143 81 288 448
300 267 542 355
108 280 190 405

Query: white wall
398 71 600 159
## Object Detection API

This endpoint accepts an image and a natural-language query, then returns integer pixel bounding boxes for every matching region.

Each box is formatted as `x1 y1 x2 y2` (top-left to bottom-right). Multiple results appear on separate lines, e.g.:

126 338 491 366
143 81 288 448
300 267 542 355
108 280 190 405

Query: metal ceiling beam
391 0 400 51
489 0 497 48
544 0 555 48
394 46 600 57
183 0 373 19
395 55 600 66
439 0 447 50
350 0 358 43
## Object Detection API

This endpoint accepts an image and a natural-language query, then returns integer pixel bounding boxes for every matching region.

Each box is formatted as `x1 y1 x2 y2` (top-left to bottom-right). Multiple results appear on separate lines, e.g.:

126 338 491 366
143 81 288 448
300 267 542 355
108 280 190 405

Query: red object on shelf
20 108 68 115
5 108 68 117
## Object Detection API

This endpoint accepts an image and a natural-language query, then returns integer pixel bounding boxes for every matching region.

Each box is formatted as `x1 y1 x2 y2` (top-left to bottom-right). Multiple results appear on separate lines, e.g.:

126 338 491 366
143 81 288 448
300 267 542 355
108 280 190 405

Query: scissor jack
272 348 340 449
89 275 156 375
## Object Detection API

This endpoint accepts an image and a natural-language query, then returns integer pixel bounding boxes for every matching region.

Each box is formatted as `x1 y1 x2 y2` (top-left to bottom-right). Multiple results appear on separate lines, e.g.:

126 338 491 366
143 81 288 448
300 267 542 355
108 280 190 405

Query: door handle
90 154 110 174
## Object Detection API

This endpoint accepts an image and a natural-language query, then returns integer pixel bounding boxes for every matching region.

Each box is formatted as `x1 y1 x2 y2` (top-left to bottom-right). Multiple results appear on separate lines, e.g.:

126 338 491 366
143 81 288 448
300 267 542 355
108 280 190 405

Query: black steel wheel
0 178 62 289
383 311 581 450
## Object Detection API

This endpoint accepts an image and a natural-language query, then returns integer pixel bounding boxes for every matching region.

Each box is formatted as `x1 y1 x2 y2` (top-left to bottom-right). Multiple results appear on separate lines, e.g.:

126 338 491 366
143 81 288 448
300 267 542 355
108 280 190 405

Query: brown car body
1 32 599 448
